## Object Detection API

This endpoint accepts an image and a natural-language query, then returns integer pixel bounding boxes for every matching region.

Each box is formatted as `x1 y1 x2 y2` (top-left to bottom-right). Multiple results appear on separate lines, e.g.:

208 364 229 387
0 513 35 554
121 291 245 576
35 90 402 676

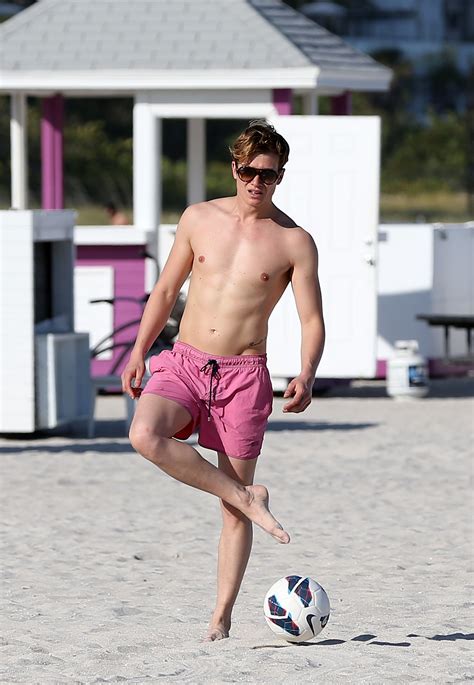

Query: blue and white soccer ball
263 575 330 643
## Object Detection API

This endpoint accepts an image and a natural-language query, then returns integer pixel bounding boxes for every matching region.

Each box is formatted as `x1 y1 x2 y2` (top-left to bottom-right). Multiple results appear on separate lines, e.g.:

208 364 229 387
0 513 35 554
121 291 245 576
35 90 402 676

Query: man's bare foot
203 619 230 642
241 484 290 544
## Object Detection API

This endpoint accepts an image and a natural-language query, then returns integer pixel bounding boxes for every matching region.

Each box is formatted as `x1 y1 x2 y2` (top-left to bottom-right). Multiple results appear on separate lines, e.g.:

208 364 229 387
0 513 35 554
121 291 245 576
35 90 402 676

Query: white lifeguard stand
0 210 91 433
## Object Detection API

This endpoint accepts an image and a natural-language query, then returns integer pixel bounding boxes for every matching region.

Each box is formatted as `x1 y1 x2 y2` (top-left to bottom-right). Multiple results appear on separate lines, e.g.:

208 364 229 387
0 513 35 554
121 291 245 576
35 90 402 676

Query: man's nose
250 172 264 187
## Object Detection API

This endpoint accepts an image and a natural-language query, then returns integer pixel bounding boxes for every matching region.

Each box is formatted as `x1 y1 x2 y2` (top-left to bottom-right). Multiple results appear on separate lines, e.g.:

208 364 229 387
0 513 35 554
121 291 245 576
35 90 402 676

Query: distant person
105 202 129 226
122 121 325 641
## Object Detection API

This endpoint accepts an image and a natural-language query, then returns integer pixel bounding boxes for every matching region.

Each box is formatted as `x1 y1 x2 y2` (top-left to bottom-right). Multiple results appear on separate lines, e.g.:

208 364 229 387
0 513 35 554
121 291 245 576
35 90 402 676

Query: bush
381 112 467 194
162 158 186 212
0 95 469 211
207 161 235 200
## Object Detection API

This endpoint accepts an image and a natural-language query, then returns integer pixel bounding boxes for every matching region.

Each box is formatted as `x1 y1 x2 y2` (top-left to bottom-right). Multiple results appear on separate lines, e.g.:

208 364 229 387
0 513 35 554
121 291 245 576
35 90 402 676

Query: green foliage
162 158 186 212
381 112 467 194
352 92 468 195
0 95 135 208
0 96 247 210
0 78 469 215
206 161 235 201
0 0 470 217
63 119 132 207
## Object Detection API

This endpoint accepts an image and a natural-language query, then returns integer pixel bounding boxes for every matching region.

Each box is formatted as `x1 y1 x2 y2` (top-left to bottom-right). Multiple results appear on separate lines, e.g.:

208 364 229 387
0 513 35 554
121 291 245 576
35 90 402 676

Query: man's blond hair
229 120 290 169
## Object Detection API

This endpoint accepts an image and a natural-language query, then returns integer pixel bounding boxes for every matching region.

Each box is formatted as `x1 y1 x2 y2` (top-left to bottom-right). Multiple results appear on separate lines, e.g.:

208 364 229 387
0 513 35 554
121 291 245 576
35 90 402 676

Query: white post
10 93 28 209
302 92 318 116
187 118 206 206
133 94 161 231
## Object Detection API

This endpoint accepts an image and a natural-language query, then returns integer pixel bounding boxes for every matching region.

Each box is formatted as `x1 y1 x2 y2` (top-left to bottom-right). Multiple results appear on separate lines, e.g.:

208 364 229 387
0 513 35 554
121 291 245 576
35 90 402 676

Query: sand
1 378 473 684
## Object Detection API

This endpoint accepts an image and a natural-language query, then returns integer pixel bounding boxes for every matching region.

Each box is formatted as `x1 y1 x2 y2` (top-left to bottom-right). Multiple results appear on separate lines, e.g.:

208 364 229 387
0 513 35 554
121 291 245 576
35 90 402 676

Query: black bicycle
89 291 186 375
88 247 185 375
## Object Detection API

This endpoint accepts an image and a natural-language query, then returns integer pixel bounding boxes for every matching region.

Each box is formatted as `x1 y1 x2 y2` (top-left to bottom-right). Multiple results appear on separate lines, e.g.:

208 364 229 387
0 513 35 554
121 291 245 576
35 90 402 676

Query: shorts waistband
173 341 267 367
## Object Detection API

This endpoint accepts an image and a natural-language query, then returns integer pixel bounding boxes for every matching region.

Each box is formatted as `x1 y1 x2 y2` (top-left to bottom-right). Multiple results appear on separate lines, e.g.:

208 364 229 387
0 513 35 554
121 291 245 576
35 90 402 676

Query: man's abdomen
178 309 268 357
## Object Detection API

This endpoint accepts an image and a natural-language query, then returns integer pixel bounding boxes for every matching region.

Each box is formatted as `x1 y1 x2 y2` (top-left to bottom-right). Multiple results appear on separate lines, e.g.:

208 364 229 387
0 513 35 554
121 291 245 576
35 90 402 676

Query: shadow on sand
266 421 378 432
0 420 201 454
252 631 474 650
322 376 473 400
0 440 134 455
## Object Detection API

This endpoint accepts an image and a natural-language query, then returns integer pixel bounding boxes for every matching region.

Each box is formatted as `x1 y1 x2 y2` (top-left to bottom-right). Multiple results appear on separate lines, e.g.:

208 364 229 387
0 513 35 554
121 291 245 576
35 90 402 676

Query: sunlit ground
379 191 472 223
1 192 472 225
71 192 473 225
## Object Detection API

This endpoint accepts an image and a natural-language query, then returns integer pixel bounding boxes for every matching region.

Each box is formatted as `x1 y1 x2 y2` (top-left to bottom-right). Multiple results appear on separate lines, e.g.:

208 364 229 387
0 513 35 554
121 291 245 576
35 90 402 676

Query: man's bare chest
190 230 291 286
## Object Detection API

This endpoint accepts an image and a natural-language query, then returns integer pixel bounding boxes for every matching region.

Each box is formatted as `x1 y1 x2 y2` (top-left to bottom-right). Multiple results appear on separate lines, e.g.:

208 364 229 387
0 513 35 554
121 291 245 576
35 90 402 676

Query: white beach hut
1 0 391 217
0 1 394 431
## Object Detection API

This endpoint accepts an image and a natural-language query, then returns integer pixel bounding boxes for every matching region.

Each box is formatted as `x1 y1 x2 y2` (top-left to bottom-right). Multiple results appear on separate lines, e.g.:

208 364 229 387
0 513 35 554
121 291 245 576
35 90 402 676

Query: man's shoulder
273 211 317 257
182 197 233 222
273 205 299 230
272 206 315 243
272 207 312 242
284 223 313 241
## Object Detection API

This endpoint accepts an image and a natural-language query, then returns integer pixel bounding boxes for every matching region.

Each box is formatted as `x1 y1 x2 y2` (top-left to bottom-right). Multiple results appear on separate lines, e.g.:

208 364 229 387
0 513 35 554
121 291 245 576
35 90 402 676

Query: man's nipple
260 272 269 282
198 255 205 263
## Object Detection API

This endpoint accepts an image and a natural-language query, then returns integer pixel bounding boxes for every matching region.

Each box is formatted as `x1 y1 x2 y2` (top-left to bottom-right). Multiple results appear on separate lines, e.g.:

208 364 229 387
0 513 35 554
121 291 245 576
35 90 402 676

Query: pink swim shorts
141 341 273 460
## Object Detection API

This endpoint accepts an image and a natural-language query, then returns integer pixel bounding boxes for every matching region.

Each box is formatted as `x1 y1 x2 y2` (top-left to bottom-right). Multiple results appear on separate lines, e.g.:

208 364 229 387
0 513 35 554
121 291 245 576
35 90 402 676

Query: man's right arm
121 207 195 396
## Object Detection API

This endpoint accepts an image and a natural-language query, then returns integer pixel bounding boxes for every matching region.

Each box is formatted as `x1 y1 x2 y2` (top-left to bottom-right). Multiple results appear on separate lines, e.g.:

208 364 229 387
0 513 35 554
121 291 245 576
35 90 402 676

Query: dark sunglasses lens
238 166 256 182
260 169 278 184
237 167 279 184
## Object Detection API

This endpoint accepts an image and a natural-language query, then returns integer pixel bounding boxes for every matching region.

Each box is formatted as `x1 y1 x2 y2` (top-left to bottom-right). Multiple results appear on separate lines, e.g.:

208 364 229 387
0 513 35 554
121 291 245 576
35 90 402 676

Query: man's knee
129 421 168 463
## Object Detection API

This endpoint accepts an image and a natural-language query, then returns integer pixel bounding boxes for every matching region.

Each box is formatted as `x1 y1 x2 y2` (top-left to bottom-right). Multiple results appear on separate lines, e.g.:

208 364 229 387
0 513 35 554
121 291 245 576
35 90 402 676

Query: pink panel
377 357 469 379
330 92 352 115
41 98 55 209
272 89 292 115
375 359 387 379
76 245 146 379
41 94 64 209
53 95 64 209
428 358 473 378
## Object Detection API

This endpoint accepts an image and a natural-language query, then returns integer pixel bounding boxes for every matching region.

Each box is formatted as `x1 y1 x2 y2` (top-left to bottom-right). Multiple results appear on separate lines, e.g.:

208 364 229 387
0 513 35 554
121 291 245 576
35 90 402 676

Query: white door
74 266 114 359
267 115 380 379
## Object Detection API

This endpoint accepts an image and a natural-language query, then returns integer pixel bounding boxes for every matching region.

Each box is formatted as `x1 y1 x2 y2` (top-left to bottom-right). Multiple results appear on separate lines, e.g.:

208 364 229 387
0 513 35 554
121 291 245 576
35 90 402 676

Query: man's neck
231 195 274 223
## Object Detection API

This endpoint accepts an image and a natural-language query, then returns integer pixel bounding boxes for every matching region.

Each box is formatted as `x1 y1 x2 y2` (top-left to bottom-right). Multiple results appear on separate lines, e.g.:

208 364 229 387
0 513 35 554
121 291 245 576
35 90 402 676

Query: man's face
232 152 284 205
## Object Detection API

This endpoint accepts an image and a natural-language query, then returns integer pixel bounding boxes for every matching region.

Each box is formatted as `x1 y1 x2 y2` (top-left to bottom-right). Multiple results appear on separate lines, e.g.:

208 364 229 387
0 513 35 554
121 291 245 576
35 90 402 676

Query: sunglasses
236 165 281 185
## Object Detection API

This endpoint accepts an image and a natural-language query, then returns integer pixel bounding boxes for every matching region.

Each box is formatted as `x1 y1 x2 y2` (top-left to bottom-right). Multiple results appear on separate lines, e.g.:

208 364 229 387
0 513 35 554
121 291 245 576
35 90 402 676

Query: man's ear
277 168 285 185
231 160 238 180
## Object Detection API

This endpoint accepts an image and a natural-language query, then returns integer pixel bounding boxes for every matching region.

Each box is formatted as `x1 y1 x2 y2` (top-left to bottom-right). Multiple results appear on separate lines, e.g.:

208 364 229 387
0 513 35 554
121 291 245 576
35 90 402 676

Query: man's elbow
306 313 325 334
152 283 180 307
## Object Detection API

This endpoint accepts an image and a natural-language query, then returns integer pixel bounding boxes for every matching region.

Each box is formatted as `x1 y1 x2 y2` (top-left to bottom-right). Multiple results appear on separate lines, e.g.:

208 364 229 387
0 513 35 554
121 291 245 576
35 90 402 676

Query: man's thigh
131 393 192 438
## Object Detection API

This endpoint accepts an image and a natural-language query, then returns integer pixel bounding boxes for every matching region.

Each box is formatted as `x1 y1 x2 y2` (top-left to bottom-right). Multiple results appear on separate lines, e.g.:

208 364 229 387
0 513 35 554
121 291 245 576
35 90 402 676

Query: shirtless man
122 121 325 641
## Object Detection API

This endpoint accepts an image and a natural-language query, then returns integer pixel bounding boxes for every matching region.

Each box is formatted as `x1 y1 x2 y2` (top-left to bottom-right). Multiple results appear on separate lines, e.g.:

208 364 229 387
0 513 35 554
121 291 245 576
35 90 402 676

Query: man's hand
282 375 313 413
121 354 146 400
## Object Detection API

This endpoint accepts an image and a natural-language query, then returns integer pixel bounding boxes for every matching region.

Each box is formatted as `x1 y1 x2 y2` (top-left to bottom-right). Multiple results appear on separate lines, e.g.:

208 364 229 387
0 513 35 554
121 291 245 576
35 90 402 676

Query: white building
302 0 474 113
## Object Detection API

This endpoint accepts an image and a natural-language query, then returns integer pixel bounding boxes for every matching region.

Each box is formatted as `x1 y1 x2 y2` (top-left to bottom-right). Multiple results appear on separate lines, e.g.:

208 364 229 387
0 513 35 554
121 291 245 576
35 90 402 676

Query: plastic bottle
387 340 429 399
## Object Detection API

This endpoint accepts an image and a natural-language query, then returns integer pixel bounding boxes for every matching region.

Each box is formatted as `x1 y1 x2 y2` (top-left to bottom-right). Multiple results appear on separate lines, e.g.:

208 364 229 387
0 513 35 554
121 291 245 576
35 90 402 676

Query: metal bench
416 314 474 363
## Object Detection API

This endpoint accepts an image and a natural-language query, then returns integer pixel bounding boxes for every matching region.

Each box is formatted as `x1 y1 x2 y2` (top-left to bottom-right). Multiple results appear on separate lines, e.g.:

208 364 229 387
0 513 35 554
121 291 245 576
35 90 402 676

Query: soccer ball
263 575 330 643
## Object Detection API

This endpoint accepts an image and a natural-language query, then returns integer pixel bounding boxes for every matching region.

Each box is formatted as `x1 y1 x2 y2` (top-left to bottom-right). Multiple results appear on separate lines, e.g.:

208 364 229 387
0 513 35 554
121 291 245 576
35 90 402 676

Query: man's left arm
283 230 325 413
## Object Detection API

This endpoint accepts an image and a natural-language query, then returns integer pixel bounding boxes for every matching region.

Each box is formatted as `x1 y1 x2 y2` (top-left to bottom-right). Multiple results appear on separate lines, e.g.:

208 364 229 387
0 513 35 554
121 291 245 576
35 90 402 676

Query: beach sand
1 379 473 684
